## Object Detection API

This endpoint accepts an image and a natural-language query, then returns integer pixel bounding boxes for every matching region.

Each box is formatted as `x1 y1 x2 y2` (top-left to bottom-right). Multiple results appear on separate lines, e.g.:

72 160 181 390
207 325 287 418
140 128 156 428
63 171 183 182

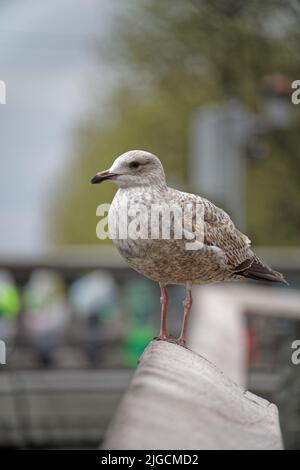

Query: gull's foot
154 335 178 344
175 337 187 348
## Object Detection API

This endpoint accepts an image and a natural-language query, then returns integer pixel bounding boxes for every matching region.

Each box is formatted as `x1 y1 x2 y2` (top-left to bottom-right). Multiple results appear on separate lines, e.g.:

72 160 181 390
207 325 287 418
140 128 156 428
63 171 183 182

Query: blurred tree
51 0 300 246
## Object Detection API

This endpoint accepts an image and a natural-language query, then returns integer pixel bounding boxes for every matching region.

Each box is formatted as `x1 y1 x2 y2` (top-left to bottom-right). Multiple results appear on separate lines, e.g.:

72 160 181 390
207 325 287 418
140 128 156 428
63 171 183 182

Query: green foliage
51 0 300 246
248 126 300 245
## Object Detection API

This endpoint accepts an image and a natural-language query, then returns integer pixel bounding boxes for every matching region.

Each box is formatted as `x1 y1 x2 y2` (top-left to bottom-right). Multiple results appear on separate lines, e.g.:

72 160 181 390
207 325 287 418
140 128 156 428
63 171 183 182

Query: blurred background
0 0 300 449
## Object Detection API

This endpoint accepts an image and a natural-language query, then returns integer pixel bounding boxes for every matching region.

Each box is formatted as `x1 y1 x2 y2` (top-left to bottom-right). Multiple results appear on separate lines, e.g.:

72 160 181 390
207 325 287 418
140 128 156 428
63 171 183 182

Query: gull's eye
129 161 140 169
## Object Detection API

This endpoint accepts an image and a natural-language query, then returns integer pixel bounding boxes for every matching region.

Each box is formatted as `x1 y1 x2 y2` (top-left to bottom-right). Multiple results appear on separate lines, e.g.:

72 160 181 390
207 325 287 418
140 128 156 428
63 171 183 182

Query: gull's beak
90 170 117 184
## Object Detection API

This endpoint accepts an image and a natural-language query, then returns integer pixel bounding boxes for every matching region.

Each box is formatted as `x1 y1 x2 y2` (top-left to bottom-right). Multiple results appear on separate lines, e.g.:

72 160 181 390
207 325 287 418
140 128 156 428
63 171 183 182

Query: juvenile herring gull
91 150 286 346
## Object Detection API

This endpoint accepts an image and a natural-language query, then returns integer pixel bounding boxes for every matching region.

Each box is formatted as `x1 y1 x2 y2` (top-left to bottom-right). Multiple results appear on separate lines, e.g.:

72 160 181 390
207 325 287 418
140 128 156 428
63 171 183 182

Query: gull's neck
117 181 168 192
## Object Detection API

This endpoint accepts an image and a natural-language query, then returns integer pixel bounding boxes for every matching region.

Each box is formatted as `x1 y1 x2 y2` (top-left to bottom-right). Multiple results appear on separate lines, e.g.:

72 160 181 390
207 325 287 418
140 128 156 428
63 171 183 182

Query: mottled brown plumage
91 150 286 346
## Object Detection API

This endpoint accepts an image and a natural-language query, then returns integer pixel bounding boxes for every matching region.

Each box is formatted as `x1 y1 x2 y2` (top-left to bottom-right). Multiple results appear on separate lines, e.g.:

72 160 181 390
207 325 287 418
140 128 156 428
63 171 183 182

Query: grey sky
0 0 117 257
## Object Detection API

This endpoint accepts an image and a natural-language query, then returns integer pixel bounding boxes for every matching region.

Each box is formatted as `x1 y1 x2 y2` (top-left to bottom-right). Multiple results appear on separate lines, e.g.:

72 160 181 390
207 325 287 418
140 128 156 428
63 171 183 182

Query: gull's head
90 150 166 189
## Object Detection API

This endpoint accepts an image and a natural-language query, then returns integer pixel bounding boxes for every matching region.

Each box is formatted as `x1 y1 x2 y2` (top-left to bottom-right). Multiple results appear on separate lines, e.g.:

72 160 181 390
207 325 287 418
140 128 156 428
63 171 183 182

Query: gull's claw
154 335 178 344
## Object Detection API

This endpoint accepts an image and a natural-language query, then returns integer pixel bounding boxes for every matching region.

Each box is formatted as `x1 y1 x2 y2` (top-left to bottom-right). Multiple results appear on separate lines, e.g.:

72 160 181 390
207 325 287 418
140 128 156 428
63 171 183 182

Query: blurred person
0 270 21 358
122 279 157 368
69 270 119 367
23 269 69 367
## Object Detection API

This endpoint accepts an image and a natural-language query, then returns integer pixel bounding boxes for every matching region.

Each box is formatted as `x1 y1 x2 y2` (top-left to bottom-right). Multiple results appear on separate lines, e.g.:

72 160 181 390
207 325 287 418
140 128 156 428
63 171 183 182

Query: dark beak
90 170 117 184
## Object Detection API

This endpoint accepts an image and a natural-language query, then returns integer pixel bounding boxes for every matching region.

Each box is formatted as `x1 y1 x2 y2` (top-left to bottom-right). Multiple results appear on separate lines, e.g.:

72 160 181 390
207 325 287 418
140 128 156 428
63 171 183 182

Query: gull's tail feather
236 257 288 285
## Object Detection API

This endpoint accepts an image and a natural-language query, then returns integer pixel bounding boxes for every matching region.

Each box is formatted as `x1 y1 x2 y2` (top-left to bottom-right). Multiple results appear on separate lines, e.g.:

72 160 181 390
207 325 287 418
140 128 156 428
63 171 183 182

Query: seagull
91 150 287 346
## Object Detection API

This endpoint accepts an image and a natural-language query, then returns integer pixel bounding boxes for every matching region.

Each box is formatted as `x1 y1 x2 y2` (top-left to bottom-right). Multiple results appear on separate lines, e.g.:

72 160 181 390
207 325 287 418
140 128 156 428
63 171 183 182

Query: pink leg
156 284 178 344
157 283 170 340
177 288 193 347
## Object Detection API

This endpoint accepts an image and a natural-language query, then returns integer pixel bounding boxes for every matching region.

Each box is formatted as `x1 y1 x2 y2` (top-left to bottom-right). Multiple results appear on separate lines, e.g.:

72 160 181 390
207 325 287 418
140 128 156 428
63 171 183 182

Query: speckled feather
110 184 252 285
94 150 285 287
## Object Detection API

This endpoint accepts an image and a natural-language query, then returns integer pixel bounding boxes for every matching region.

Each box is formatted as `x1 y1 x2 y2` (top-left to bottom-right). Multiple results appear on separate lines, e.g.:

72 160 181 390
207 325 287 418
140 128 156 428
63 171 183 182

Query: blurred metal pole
190 100 257 230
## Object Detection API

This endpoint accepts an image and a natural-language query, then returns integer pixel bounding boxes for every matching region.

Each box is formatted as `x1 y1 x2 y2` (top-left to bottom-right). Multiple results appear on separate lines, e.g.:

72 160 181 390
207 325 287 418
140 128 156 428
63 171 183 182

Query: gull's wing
201 197 253 270
173 189 286 283
174 189 253 270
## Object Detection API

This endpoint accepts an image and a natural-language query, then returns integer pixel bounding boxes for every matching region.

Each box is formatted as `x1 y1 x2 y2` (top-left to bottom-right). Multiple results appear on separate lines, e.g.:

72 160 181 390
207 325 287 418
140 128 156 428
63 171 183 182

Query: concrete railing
189 284 300 386
103 340 283 450
103 285 300 450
